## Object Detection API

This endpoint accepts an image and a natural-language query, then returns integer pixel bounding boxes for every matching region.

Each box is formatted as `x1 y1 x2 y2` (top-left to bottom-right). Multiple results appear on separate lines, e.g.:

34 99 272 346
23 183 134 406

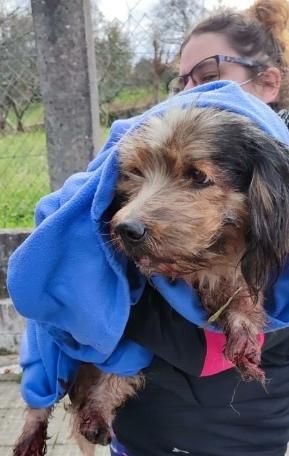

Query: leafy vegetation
0 130 49 228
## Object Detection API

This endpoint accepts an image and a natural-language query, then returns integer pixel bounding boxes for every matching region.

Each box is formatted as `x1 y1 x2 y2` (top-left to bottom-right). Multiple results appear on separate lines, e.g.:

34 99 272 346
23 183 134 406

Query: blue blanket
7 81 289 408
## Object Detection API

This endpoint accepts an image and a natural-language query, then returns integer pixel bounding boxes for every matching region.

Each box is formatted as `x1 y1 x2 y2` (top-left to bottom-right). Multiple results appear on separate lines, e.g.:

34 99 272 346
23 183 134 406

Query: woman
111 1 289 455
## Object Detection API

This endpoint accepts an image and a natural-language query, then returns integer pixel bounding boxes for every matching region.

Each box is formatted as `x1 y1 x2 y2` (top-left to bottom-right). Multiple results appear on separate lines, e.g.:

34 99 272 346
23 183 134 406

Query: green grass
0 130 50 228
0 128 111 229
0 86 163 228
7 102 44 129
112 86 153 105
104 85 167 109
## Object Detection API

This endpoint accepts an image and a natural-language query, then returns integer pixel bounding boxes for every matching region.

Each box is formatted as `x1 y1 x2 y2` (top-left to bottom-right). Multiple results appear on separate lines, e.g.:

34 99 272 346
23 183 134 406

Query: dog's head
111 107 289 295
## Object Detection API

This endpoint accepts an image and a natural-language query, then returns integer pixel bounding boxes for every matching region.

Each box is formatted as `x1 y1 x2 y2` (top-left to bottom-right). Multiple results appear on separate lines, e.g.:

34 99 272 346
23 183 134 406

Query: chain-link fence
0 3 48 228
93 0 206 123
0 0 209 228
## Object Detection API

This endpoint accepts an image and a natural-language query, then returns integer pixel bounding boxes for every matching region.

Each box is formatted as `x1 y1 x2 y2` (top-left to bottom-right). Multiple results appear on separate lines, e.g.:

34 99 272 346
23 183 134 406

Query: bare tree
0 8 39 132
151 0 205 53
142 0 206 101
151 35 170 103
95 20 133 104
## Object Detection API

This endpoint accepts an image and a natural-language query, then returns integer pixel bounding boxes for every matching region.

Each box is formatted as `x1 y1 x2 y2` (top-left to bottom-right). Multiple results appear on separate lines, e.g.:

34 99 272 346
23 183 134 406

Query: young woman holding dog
111 1 289 455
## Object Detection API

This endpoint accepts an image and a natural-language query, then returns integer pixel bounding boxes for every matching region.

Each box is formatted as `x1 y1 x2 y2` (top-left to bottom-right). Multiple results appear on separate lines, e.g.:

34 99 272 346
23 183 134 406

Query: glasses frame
168 54 268 94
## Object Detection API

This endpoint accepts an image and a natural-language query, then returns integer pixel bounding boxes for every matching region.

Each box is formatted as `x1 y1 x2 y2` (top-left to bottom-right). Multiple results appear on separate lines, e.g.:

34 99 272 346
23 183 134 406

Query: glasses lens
167 76 185 95
193 57 220 85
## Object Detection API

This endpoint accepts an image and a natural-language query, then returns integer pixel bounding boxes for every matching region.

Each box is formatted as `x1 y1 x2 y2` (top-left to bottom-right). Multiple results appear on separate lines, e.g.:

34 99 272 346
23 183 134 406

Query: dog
111 106 289 383
13 106 289 455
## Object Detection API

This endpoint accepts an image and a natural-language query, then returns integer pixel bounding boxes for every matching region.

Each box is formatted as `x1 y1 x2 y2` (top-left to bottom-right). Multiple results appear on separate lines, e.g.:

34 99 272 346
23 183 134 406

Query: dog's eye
130 168 143 177
126 168 144 178
121 168 143 181
186 168 213 187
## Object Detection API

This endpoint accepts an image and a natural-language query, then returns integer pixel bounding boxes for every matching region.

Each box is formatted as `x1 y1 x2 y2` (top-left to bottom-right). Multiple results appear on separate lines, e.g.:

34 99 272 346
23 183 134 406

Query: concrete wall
0 229 30 352
0 299 24 353
0 229 31 299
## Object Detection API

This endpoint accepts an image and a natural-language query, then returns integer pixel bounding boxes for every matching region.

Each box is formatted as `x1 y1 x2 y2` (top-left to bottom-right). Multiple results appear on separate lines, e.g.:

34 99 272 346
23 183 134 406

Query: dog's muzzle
114 219 147 245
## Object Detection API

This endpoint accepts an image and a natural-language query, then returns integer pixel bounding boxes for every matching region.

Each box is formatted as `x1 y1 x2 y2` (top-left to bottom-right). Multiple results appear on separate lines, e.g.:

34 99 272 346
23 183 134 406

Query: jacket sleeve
125 284 270 377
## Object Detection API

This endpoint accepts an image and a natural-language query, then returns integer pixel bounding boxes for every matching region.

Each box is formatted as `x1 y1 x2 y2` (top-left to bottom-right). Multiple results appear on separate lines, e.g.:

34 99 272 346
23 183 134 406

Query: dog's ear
241 136 289 296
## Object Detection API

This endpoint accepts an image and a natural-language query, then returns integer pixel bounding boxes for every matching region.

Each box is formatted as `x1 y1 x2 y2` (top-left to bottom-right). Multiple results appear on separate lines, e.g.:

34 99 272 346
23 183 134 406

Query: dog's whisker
102 240 114 246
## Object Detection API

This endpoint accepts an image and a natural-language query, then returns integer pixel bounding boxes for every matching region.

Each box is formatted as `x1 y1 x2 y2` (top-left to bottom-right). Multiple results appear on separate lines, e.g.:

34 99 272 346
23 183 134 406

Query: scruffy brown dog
14 107 289 455
112 106 289 383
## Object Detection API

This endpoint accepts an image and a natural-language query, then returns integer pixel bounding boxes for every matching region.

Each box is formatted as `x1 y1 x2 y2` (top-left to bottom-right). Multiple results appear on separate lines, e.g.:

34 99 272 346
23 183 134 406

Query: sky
99 0 255 21
9 0 255 20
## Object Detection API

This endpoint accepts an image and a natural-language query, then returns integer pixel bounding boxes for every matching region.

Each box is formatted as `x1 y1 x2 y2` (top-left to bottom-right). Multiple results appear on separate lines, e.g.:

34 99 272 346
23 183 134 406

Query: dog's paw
79 409 112 446
224 322 265 384
13 425 47 456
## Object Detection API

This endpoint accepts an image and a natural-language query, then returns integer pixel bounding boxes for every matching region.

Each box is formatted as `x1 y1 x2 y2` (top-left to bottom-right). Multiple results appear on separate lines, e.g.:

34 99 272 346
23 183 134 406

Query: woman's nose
184 77 196 90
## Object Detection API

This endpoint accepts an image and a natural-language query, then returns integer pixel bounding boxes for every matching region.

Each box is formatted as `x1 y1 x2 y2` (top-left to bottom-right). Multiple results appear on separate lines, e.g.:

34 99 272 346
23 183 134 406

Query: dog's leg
78 373 144 446
13 407 52 456
200 280 266 383
69 364 109 446
70 422 96 456
70 365 144 447
222 291 266 383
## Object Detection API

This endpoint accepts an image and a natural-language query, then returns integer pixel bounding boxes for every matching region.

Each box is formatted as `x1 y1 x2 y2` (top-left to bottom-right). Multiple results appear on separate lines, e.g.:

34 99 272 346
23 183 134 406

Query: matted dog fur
14 107 289 455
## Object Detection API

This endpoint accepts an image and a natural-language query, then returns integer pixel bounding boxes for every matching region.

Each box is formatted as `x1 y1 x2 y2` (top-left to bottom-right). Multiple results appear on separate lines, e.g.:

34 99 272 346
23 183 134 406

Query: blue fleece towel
7 81 289 408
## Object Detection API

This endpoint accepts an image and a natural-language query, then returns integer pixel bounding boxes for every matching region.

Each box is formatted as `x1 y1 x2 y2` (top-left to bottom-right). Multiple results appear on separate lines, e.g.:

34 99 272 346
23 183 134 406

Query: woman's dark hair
181 0 289 109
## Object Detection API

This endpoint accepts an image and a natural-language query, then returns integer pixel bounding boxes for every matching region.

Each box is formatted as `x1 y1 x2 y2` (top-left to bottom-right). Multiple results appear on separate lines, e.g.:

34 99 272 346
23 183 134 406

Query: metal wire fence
0 0 207 228
0 3 48 228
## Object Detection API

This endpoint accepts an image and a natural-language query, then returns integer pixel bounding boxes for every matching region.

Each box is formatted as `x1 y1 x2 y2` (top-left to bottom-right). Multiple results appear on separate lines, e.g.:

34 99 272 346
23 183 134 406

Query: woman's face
180 32 267 100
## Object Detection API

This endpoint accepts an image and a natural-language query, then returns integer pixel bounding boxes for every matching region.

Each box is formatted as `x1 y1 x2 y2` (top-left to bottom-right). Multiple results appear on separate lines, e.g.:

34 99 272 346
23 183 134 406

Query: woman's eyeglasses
167 55 267 95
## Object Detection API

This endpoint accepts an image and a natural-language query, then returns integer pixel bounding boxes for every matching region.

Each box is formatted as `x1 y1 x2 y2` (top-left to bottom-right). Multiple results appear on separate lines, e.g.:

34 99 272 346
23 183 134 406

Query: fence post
30 0 101 191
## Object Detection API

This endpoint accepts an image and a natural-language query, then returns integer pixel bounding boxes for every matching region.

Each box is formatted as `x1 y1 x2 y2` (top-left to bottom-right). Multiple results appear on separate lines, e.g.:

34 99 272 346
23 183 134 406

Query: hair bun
248 0 289 38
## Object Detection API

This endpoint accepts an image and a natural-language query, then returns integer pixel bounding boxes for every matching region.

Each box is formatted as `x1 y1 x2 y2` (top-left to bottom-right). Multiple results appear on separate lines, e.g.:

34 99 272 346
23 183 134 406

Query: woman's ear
255 67 281 104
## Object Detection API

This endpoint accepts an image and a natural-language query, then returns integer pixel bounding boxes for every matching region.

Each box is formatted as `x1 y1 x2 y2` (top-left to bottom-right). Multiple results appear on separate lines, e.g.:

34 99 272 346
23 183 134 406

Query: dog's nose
115 220 147 243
